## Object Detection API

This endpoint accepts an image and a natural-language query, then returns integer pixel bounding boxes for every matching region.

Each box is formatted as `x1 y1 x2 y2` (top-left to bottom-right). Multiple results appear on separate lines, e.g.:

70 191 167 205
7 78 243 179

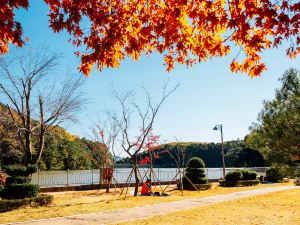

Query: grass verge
117 188 300 225
0 182 293 224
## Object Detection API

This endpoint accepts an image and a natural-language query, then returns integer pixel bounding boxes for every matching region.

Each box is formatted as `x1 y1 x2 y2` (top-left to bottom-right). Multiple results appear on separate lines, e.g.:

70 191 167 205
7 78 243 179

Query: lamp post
213 124 226 179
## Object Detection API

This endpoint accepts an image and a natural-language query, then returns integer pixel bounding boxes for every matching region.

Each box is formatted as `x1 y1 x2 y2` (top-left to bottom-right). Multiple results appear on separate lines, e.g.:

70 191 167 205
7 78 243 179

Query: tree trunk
106 177 111 193
33 96 45 165
34 128 45 164
132 155 139 196
23 131 32 166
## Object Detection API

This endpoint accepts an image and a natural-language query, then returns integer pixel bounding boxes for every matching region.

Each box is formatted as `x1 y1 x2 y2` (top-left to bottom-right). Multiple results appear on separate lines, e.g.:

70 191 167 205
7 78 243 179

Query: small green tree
1 165 39 199
247 68 300 165
183 157 208 186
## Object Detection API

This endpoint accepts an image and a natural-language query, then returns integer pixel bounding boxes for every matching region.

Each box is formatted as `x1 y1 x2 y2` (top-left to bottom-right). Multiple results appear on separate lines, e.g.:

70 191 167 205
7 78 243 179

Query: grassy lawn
0 182 294 224
117 188 300 225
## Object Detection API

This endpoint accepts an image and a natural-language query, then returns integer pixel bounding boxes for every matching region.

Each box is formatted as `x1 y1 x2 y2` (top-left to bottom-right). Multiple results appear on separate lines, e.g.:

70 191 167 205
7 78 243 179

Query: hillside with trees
117 140 266 168
0 102 95 170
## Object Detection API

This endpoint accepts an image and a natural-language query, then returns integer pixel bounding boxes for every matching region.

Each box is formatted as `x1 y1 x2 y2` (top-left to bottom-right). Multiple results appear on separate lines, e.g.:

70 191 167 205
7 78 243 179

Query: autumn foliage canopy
1 0 299 77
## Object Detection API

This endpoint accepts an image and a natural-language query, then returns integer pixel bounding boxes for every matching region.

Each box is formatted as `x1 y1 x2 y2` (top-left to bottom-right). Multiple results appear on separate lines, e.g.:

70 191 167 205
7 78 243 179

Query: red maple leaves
138 132 160 165
1 0 299 77
0 0 29 54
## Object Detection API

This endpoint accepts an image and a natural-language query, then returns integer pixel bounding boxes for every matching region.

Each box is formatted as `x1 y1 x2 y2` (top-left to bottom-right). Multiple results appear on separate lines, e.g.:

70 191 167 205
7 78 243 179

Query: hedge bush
0 194 53 212
225 171 243 181
225 170 257 181
5 165 37 177
179 183 212 190
6 176 32 185
183 157 208 188
0 198 30 212
1 183 39 199
241 170 257 180
33 194 54 207
221 169 258 187
266 167 285 183
219 180 259 187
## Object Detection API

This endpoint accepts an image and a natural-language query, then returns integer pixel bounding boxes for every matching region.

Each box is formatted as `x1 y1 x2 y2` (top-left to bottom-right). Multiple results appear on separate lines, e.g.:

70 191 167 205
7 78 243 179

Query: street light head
213 125 218 131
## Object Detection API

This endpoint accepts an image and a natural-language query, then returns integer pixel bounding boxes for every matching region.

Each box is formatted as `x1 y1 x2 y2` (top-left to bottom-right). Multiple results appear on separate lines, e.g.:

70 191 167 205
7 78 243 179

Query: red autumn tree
1 0 300 77
139 131 160 167
109 80 178 196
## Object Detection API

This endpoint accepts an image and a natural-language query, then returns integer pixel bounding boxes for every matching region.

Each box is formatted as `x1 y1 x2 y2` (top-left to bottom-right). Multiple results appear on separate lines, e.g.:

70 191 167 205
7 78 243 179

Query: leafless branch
0 47 85 165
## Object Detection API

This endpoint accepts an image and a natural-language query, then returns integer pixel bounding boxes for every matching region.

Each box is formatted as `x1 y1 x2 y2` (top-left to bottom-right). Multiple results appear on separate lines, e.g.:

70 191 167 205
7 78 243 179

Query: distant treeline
117 140 266 168
1 103 265 170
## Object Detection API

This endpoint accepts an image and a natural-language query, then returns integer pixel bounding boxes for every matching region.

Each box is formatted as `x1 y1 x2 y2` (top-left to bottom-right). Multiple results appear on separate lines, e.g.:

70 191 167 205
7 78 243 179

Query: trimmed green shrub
0 198 31 212
225 170 242 181
266 166 285 183
221 169 258 187
26 165 38 175
179 183 212 190
182 157 208 189
33 194 53 207
6 176 32 185
0 194 53 212
240 170 257 180
1 183 39 199
2 164 39 200
5 165 37 177
219 180 259 187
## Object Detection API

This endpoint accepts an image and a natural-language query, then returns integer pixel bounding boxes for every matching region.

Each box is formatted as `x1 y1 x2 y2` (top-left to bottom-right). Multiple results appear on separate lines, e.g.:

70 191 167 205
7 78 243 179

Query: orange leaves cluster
228 0 299 77
0 0 28 54
1 0 299 77
44 0 299 77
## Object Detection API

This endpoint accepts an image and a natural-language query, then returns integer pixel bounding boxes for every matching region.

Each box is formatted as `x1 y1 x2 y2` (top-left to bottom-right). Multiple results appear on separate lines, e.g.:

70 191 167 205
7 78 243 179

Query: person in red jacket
141 178 151 196
0 173 6 186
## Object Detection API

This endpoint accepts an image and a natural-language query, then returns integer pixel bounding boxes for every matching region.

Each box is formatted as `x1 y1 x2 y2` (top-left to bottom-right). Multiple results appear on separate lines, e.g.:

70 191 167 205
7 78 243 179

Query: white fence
31 167 268 187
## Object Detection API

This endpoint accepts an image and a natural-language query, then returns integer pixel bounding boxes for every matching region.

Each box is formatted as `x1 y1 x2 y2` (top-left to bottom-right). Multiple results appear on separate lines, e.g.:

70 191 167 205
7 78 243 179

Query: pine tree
183 157 208 186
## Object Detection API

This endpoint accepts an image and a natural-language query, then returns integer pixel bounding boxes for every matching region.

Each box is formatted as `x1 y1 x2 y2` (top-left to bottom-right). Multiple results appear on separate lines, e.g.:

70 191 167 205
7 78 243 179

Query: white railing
31 167 268 187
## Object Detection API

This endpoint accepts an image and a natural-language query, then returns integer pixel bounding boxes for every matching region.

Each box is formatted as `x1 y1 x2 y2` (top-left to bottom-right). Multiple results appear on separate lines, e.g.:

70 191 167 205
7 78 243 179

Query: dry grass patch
118 188 300 225
0 182 294 224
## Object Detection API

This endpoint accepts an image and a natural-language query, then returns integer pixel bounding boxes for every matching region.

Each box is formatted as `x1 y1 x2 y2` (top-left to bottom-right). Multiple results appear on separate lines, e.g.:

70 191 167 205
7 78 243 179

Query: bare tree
109 80 179 196
85 117 120 193
161 139 190 195
0 47 85 165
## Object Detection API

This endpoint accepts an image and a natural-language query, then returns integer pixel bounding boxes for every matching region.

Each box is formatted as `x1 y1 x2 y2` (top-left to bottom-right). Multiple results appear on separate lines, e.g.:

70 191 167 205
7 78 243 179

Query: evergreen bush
1 183 39 199
240 170 257 180
0 198 30 212
220 169 258 187
225 170 242 181
266 166 285 183
3 164 39 200
0 194 53 212
6 176 32 185
219 180 259 187
182 157 208 189
33 194 54 207
5 165 37 177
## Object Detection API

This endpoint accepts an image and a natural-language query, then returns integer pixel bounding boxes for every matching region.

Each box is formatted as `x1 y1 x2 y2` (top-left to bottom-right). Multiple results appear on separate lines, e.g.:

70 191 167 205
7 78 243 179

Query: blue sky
14 1 300 143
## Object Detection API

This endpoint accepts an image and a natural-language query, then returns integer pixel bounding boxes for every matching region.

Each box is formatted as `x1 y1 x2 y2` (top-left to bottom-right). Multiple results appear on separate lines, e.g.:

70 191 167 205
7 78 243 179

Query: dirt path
4 186 299 225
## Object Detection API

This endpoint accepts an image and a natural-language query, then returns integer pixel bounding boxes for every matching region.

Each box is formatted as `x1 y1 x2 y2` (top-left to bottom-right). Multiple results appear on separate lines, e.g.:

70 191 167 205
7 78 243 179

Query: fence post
66 169 69 186
37 168 40 186
91 169 94 186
